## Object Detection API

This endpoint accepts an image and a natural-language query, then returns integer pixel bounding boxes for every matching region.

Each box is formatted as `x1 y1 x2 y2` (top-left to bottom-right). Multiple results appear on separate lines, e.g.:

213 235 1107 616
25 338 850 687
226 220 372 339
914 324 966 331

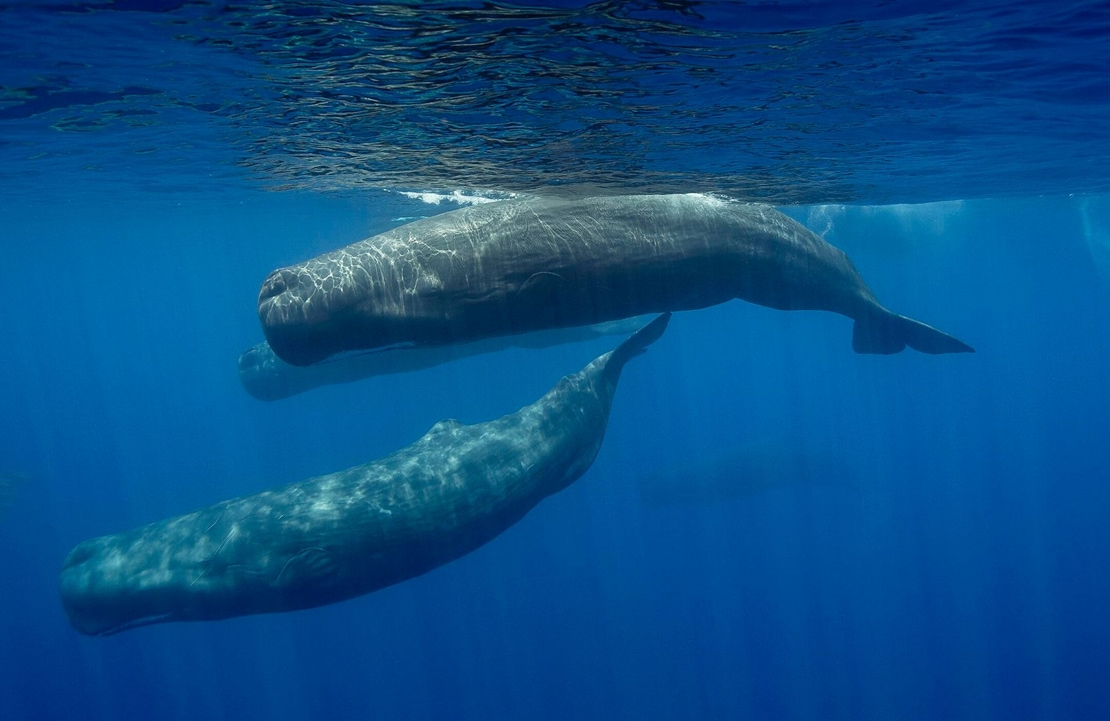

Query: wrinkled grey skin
60 315 670 636
258 193 972 366
238 316 650 402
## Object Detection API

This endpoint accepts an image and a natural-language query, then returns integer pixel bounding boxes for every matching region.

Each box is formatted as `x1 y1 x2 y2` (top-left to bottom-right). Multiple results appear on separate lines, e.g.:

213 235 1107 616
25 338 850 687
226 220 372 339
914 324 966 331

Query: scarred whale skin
59 315 670 636
258 193 972 366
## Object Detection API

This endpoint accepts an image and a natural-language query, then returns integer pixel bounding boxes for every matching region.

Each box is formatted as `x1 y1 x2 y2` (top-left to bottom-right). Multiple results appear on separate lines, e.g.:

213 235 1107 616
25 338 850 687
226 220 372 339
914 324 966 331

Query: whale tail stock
852 309 974 355
602 312 671 382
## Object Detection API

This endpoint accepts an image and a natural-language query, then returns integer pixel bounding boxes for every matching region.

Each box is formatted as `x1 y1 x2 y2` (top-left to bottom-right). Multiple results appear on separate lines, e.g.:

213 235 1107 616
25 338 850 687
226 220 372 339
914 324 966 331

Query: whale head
60 504 348 636
59 533 197 636
58 510 270 636
256 263 363 367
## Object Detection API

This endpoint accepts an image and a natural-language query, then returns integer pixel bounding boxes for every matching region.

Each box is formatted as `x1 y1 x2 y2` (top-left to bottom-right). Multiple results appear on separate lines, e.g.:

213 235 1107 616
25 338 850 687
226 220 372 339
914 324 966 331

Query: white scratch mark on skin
190 525 239 587
213 525 238 557
275 547 328 584
203 512 223 534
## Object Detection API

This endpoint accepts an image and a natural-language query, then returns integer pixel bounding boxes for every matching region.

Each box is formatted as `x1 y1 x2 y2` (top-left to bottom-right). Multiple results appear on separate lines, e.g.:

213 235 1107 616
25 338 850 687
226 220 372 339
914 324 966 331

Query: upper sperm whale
258 193 972 366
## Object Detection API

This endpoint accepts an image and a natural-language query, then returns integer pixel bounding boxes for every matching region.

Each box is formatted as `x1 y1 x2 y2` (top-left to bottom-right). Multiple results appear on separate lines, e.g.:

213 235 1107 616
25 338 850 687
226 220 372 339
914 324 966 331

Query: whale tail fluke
853 310 974 355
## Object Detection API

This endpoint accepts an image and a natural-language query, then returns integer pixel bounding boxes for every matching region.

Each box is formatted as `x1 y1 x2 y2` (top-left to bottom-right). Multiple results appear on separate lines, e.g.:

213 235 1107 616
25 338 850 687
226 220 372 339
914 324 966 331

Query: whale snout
258 267 292 303
258 267 327 325
60 540 125 635
258 263 381 366
256 266 338 366
59 539 179 636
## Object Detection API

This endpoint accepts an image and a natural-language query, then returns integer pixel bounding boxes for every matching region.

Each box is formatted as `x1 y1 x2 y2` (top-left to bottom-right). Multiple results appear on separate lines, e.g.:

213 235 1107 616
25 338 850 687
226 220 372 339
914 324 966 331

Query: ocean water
2 2 1109 720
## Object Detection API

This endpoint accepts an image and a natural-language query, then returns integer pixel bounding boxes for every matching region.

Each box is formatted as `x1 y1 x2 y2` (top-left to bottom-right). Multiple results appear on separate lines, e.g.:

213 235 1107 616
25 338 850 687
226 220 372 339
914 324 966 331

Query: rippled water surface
3 0 1109 202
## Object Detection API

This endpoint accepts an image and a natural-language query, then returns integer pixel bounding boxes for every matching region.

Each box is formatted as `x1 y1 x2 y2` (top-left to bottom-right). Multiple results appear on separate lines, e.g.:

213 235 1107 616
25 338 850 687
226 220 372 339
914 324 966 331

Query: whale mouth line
91 612 175 637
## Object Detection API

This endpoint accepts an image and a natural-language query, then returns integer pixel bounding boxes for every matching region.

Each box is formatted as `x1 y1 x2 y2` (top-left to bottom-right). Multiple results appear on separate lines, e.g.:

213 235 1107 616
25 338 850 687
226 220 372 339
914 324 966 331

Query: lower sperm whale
257 193 972 366
59 314 670 636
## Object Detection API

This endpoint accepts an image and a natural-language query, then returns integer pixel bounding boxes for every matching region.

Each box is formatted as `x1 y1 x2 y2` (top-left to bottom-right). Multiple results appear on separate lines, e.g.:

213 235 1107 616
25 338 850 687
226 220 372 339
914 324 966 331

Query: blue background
2 192 1108 720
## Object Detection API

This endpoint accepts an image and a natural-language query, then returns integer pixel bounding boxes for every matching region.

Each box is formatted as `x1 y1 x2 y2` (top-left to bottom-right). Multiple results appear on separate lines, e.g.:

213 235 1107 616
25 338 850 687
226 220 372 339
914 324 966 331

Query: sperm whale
60 315 670 636
257 193 972 366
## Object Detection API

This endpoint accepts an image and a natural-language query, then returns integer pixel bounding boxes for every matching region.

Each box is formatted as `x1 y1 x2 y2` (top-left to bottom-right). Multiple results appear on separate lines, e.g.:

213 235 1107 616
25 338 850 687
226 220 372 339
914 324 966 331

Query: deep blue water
2 2 1110 720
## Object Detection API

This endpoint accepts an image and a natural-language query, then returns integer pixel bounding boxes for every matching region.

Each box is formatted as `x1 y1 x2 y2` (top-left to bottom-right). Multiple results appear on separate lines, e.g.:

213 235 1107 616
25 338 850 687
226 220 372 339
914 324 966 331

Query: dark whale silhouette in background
638 438 857 508
238 316 649 401
0 471 30 520
60 314 670 636
257 193 972 367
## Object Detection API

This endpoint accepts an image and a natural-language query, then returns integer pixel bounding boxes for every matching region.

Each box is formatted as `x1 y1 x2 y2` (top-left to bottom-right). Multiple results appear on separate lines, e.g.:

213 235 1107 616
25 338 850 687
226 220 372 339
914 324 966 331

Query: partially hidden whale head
237 341 308 401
